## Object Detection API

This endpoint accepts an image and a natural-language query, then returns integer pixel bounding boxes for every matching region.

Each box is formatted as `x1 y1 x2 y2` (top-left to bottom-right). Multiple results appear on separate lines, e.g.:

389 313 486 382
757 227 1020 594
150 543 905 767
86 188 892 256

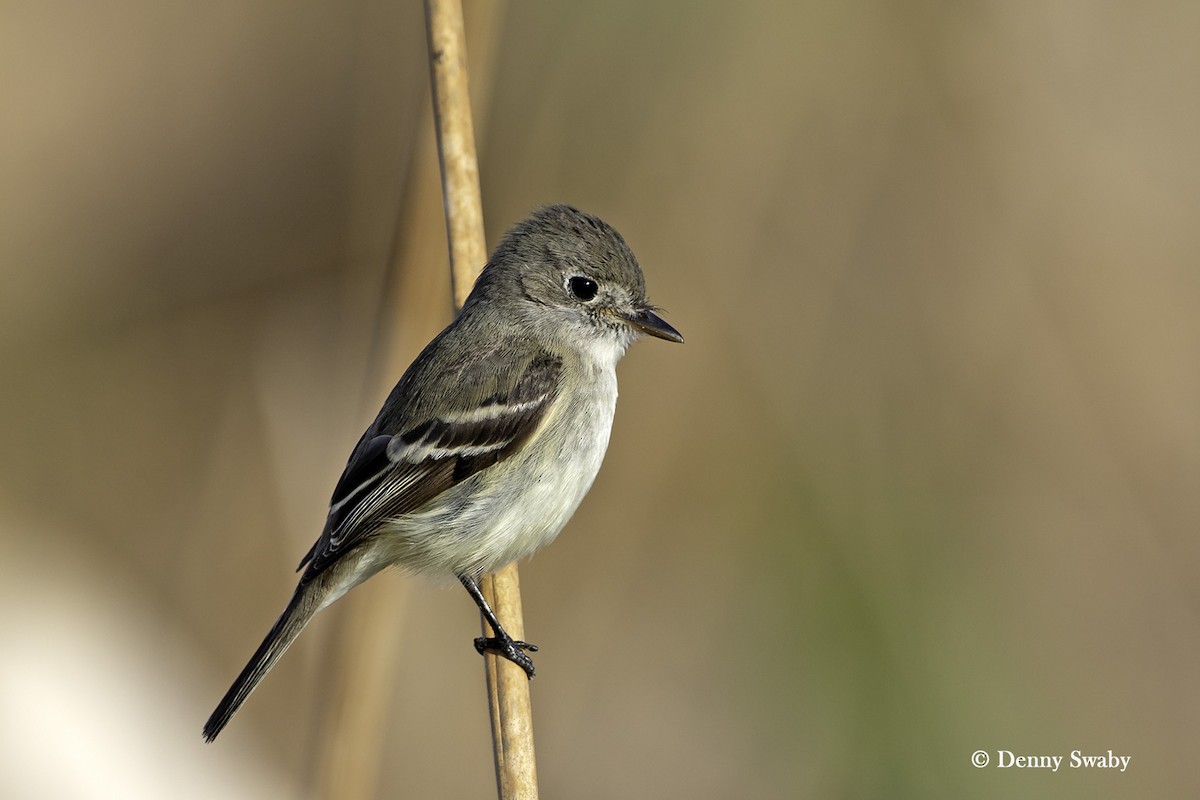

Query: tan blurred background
2 1 1197 798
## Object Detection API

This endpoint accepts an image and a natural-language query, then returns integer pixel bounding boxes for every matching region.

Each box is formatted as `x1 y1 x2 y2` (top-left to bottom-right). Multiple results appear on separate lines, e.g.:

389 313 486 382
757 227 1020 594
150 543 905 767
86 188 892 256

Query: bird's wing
297 350 563 580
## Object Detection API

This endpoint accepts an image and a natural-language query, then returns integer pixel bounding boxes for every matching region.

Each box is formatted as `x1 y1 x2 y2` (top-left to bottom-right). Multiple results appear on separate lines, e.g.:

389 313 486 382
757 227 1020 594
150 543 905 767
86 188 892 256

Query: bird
202 204 682 741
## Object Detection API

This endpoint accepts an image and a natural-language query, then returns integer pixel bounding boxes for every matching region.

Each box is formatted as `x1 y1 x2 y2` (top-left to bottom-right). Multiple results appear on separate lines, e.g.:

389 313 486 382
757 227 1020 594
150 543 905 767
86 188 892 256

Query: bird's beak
621 308 684 343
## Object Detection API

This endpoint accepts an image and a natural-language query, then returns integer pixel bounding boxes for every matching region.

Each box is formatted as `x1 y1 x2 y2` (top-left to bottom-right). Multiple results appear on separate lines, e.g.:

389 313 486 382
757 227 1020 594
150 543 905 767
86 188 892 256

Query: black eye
568 276 599 301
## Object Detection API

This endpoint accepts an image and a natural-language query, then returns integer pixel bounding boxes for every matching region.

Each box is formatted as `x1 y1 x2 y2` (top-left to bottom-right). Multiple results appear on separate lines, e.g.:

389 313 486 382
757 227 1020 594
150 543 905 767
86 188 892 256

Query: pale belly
367 368 618 579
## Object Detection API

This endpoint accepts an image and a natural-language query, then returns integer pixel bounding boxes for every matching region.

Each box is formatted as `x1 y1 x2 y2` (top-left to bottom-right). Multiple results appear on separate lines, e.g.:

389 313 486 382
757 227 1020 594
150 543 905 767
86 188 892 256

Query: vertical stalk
425 2 540 798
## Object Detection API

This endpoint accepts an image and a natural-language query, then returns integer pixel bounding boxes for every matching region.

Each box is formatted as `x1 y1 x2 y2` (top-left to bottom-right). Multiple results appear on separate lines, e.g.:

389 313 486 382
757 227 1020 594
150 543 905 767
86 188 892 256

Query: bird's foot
474 635 538 678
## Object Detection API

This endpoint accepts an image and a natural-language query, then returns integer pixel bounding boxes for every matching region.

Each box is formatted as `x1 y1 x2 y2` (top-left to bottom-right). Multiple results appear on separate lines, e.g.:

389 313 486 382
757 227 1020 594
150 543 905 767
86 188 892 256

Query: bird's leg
459 574 538 678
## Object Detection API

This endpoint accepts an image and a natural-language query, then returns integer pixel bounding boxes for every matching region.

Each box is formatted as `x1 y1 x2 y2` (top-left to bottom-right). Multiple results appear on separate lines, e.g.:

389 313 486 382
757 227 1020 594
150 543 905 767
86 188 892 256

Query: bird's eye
568 276 599 301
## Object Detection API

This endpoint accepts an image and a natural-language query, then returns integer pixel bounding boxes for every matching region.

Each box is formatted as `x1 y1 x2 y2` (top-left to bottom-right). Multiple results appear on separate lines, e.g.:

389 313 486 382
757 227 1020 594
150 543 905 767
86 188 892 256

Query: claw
474 635 538 678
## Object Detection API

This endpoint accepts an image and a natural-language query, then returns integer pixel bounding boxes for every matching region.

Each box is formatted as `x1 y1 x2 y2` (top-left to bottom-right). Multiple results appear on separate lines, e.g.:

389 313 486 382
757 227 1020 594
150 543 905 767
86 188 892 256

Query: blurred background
2 1 1197 797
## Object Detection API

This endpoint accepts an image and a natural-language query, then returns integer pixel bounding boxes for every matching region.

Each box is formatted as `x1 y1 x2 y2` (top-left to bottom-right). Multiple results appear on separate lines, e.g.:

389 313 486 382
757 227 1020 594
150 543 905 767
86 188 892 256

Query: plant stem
424 2 540 798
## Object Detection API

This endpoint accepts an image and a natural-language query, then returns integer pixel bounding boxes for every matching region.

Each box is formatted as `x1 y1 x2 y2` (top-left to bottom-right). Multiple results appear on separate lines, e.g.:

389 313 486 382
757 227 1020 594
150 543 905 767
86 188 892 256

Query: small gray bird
203 204 681 741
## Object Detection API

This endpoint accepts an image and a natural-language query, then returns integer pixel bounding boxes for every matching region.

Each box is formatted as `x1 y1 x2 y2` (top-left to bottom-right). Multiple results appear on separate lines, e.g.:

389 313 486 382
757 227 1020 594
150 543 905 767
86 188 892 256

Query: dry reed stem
425 2 540 798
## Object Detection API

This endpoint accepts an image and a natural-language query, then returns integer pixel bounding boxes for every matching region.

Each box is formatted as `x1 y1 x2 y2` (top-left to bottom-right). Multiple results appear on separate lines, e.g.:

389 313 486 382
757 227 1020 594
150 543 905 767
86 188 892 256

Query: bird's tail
202 581 322 742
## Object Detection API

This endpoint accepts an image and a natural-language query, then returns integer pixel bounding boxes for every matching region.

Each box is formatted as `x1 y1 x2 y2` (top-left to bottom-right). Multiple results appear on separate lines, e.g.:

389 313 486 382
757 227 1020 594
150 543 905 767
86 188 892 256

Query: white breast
371 357 621 580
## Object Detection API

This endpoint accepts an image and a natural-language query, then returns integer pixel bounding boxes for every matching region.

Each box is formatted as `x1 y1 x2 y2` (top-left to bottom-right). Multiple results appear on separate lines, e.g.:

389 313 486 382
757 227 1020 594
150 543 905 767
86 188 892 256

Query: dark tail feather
202 583 321 742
